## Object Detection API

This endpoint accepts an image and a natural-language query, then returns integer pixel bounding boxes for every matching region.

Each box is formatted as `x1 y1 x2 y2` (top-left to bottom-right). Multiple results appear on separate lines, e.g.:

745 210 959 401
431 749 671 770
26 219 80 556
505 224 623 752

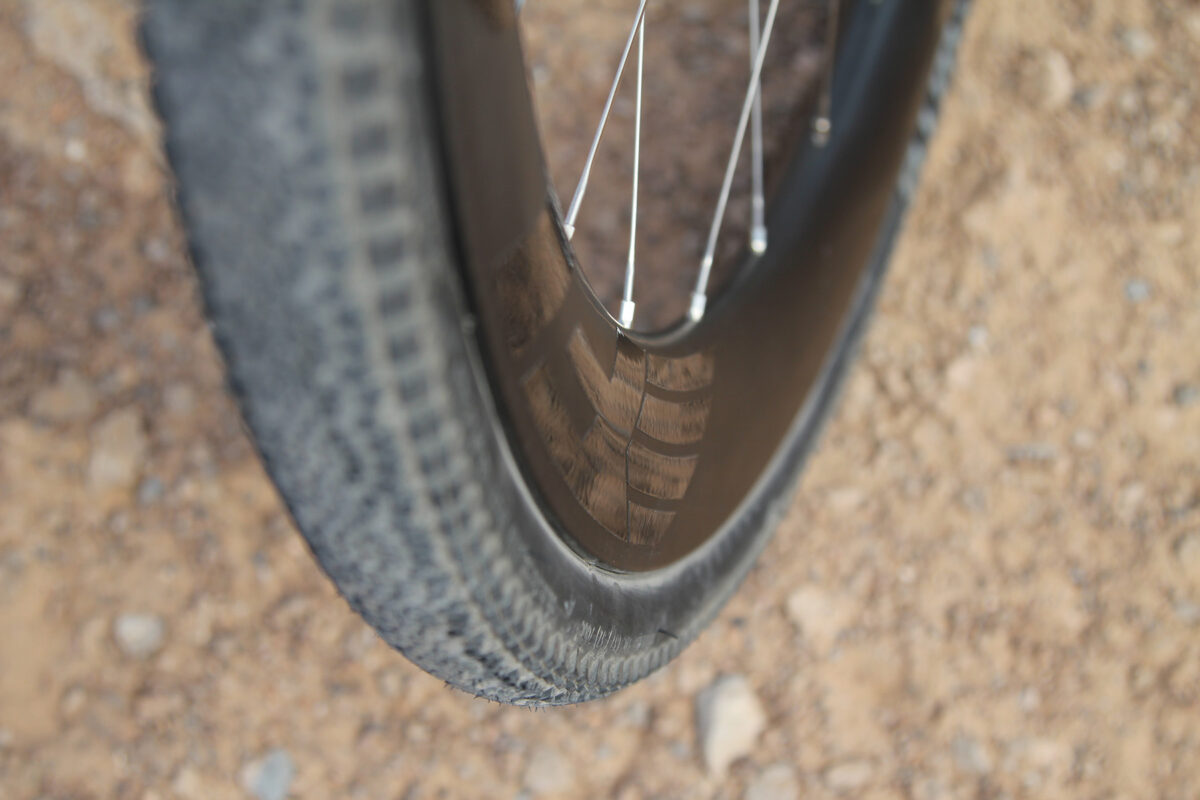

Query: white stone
1122 28 1156 59
1173 600 1200 625
786 585 857 653
24 0 157 142
113 613 165 659
1040 50 1074 110
241 749 295 800
824 759 875 792
946 356 976 389
695 675 767 777
88 407 147 490
827 487 866 512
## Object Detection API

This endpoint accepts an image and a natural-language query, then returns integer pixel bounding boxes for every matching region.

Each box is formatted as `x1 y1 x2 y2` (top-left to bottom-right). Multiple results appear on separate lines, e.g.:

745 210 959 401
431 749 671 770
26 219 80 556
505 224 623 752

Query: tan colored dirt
2 1 1199 798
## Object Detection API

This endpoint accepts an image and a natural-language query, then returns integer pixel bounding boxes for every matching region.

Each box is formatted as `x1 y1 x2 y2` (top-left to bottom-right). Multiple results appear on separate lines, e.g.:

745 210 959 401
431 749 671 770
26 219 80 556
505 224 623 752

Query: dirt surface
3 1 1200 798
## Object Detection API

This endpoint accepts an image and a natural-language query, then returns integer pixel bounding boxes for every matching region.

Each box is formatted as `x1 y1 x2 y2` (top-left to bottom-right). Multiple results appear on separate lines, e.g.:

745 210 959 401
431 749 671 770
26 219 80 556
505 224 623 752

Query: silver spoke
619 13 645 328
563 0 650 240
812 0 840 146
689 0 780 322
749 0 767 255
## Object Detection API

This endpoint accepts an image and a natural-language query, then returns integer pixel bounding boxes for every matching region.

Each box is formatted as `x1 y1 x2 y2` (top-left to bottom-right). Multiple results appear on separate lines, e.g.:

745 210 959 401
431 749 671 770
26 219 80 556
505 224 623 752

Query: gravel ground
2 1 1200 798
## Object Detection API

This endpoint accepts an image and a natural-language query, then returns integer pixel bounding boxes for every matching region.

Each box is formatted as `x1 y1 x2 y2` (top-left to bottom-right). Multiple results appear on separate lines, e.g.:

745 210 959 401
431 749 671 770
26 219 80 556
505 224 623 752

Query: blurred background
2 0 1199 798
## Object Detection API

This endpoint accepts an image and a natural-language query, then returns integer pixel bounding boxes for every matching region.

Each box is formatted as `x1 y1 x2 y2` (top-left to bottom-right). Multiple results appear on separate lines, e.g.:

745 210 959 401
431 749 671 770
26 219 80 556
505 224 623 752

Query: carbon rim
427 0 955 571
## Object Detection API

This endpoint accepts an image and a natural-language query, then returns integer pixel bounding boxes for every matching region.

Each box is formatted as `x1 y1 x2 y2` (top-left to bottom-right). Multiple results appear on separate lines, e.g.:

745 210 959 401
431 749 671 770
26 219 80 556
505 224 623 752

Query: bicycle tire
142 0 968 704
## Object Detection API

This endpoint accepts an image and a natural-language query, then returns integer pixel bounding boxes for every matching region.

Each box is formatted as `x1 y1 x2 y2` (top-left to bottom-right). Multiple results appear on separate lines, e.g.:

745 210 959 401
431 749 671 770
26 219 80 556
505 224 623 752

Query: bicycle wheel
142 0 968 704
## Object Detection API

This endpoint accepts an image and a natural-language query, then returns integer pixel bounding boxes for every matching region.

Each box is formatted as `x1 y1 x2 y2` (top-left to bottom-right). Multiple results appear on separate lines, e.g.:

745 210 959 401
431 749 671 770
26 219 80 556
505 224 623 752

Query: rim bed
427 0 952 572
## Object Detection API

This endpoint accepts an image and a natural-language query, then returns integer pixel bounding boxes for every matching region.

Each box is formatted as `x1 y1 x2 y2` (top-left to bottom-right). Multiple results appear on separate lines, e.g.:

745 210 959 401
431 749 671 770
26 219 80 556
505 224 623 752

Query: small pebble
88 407 147 490
1072 84 1106 110
173 766 207 799
786 585 857 652
1124 279 1151 303
114 612 165 658
1040 50 1074 110
60 686 87 719
137 477 165 505
695 675 766 777
1172 384 1199 408
142 236 172 265
1173 601 1200 625
64 138 87 162
1121 28 1156 59
824 759 875 792
241 749 295 800
93 306 121 333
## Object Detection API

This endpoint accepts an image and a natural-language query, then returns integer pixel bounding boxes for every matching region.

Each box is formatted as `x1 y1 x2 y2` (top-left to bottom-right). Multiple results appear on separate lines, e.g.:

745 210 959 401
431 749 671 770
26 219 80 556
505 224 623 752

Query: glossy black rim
427 0 951 571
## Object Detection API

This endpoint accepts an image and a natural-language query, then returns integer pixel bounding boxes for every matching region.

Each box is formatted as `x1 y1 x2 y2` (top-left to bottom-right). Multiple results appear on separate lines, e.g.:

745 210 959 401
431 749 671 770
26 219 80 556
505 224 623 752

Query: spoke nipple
688 292 707 322
812 116 832 147
563 222 576 240
750 225 768 255
618 300 636 328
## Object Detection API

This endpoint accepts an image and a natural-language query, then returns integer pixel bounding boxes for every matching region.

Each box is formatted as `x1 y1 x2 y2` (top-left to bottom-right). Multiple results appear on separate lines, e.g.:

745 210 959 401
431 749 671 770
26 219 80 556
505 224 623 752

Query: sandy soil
2 1 1200 798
